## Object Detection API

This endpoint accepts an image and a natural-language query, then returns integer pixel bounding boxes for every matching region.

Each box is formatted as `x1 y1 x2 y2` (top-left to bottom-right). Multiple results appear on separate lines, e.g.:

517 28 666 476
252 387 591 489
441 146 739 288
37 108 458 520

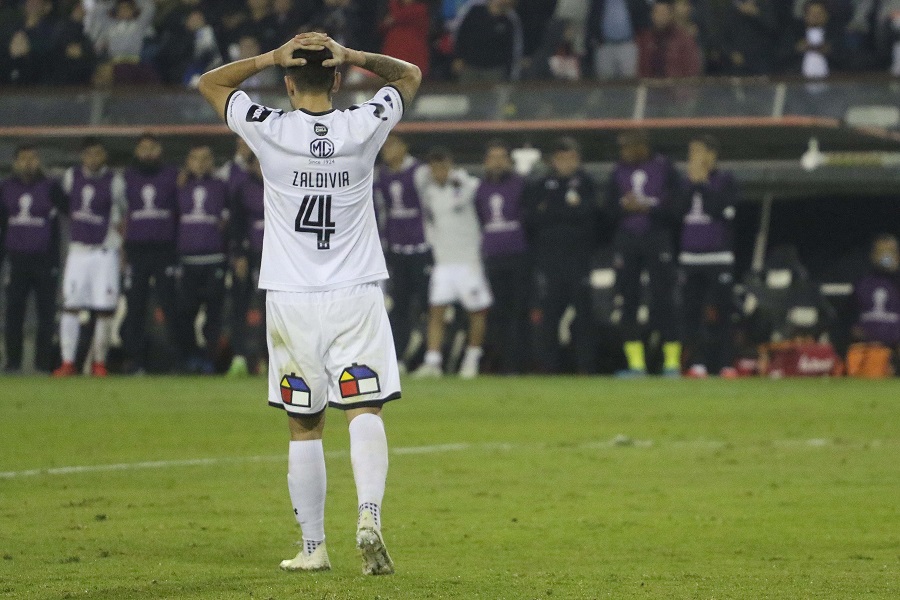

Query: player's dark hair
551 136 580 155
14 142 37 158
873 233 898 247
286 47 337 94
81 136 105 150
690 134 720 155
485 138 510 154
803 0 828 13
427 146 453 163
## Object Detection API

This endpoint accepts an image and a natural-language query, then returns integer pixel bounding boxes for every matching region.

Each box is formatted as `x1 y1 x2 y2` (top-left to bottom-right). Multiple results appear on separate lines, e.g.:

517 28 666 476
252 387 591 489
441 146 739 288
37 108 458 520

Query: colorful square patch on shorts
280 373 311 407
339 363 381 398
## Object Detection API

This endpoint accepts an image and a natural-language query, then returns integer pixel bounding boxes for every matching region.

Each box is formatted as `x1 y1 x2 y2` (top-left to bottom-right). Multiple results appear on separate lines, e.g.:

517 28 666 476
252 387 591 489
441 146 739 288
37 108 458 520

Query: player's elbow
407 64 422 88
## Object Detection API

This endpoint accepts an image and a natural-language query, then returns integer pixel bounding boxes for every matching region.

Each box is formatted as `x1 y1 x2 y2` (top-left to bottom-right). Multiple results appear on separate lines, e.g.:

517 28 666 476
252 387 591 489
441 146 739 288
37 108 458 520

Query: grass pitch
1 377 898 599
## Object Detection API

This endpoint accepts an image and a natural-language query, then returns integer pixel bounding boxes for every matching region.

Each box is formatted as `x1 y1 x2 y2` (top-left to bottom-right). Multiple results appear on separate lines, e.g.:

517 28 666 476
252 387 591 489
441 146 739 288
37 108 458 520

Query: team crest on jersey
314 123 328 136
310 138 334 158
339 363 380 398
246 104 279 122
280 373 311 407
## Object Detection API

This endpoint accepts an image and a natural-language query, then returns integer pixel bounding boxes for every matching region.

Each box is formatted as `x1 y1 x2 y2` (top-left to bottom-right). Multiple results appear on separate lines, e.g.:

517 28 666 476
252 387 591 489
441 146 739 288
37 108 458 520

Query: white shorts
266 282 401 415
62 246 120 311
429 263 493 312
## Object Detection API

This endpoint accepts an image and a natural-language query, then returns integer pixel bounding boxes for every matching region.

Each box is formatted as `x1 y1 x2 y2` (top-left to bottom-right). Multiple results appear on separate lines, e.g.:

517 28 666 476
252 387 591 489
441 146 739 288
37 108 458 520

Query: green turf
1 377 898 599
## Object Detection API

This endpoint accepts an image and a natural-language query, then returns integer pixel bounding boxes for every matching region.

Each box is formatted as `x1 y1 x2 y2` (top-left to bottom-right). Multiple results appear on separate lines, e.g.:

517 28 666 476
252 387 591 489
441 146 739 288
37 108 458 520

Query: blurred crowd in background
2 0 900 88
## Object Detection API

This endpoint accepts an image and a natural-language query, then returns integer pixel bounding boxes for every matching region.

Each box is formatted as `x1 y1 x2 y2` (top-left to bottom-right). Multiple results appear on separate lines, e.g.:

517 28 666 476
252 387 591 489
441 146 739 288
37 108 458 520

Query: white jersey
226 85 405 292
415 166 482 266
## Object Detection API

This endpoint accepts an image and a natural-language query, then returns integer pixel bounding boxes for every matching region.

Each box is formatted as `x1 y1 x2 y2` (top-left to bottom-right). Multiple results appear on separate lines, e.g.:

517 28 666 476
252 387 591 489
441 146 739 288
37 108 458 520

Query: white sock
424 350 442 367
60 313 80 363
463 346 483 363
287 440 326 552
92 316 112 364
349 413 388 529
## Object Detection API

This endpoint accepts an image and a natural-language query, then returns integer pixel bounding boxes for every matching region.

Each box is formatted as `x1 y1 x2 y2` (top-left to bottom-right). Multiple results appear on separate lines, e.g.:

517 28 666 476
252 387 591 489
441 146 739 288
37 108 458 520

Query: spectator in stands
273 0 319 42
241 0 280 53
175 144 230 374
785 0 843 79
517 0 559 60
120 134 180 374
553 0 591 58
586 0 649 79
607 131 682 377
524 137 601 374
85 0 159 84
156 7 223 85
722 0 779 75
236 34 280 87
454 0 524 82
0 0 57 84
636 0 701 78
228 152 266 377
861 0 900 74
412 147 492 379
677 135 739 379
380 0 431 78
308 0 362 49
374 135 431 372
0 144 67 373
51 2 97 85
851 234 900 355
475 140 529 374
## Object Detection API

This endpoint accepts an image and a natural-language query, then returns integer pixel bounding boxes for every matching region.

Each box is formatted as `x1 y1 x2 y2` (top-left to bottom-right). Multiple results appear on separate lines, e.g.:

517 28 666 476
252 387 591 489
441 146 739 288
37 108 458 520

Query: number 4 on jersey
295 194 336 250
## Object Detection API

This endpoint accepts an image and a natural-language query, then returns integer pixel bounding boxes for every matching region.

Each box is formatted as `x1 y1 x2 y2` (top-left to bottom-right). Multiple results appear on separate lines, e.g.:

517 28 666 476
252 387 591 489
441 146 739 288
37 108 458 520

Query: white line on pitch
0 438 890 480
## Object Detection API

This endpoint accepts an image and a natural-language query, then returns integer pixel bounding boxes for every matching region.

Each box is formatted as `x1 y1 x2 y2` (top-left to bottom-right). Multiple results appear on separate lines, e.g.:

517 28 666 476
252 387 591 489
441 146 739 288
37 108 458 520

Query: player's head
134 133 163 168
688 134 720 168
617 130 651 164
803 0 829 27
550 136 581 178
651 0 675 30
13 143 41 181
81 137 108 172
483 139 512 180
284 46 340 100
185 144 215 178
380 134 409 168
427 146 454 185
871 234 899 273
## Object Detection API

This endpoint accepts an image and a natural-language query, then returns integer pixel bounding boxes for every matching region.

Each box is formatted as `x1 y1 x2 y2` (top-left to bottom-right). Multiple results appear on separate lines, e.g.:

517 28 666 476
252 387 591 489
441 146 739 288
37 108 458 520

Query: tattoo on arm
359 53 411 84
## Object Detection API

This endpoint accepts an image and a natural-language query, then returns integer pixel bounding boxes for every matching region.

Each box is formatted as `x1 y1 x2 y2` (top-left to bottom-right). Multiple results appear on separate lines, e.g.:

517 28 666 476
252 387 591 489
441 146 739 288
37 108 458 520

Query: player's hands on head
273 35 320 68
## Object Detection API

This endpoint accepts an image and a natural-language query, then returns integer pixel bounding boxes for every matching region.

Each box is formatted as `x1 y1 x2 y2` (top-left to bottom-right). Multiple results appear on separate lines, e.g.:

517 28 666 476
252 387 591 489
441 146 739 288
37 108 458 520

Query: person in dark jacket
524 137 602 373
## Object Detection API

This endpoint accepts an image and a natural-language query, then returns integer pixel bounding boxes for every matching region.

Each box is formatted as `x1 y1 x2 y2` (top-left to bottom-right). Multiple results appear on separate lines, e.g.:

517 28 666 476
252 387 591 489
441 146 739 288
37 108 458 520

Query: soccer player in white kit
198 33 420 575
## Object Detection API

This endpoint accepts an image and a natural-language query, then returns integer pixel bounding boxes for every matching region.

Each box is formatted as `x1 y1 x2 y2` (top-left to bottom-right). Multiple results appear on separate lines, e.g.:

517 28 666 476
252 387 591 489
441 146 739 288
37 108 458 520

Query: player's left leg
345 406 394 575
3 258 31 372
648 234 681 376
88 248 121 376
458 264 493 379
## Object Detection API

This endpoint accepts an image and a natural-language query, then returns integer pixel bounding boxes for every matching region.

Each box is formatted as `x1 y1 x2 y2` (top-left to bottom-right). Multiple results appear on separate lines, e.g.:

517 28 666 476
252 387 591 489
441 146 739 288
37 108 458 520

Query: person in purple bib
474 139 529 374
0 144 67 373
217 136 253 199
373 134 431 371
851 234 900 371
227 152 266 377
175 144 230 374
677 135 739 379
54 138 126 377
607 130 682 377
120 134 180 373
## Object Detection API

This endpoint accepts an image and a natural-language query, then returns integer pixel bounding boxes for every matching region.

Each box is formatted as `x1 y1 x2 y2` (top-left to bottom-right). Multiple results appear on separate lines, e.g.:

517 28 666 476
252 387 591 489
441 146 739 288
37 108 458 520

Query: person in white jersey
412 147 493 379
198 32 421 575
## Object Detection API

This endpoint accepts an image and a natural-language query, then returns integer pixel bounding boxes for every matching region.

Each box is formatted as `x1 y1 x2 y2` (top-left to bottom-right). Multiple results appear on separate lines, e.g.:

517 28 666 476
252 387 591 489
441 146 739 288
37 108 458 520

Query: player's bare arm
197 35 311 120
317 34 422 107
